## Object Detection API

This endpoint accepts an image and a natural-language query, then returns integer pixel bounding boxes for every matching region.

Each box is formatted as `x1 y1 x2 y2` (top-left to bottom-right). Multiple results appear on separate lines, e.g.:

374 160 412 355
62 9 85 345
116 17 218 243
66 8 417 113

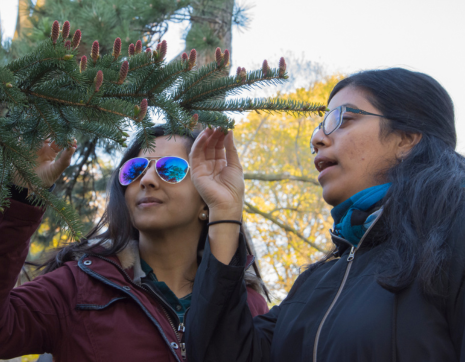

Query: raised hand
14 139 77 189
189 127 244 221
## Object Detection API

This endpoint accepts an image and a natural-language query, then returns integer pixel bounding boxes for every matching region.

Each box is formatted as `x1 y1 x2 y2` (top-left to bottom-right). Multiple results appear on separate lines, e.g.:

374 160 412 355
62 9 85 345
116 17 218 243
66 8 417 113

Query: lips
137 196 163 206
314 155 338 173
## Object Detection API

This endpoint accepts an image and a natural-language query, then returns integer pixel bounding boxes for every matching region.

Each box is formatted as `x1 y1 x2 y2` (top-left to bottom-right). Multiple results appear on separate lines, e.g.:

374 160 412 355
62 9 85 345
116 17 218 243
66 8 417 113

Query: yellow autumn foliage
237 74 344 300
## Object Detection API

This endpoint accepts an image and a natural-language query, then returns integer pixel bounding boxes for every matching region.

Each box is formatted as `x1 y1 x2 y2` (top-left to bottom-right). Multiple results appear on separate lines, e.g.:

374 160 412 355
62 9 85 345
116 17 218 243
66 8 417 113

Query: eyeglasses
118 156 190 186
310 105 385 154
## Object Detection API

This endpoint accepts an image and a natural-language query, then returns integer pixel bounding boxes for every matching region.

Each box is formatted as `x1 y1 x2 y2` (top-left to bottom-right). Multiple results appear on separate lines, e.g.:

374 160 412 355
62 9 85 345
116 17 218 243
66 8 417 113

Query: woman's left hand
189 127 244 220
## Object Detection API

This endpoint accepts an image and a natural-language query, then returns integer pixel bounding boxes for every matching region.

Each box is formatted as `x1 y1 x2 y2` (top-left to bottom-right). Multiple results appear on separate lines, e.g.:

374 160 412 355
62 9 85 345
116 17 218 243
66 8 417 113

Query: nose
311 127 330 154
138 160 161 190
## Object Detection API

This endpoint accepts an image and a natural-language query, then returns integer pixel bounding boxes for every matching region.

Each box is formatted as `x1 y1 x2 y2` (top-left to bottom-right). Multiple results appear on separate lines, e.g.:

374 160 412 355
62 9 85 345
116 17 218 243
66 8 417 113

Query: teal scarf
331 183 390 247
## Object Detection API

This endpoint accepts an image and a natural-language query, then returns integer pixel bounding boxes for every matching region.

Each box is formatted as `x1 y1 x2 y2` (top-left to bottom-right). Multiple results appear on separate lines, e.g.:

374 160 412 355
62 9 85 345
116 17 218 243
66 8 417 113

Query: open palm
189 128 244 218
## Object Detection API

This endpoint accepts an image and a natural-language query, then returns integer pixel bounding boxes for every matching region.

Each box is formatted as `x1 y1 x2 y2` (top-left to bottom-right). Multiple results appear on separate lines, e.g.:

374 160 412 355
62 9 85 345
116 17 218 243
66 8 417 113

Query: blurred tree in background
237 75 343 300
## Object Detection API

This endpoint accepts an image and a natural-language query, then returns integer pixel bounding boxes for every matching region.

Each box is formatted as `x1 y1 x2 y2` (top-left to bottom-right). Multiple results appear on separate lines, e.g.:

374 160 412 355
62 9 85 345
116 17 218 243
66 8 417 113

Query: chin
321 185 346 207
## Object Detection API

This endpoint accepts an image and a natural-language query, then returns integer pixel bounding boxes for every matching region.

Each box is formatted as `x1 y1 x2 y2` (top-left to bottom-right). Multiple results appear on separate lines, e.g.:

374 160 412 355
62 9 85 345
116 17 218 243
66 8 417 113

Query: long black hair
311 68 465 297
41 125 270 300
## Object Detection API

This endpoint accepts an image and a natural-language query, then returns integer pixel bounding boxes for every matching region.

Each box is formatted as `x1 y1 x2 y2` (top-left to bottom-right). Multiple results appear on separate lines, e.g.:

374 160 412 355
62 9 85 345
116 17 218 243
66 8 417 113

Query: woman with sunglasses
186 67 465 362
0 125 269 361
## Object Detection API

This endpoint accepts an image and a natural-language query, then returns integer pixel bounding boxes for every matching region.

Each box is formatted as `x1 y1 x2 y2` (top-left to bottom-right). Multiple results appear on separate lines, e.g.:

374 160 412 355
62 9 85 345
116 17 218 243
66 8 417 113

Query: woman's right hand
14 139 77 189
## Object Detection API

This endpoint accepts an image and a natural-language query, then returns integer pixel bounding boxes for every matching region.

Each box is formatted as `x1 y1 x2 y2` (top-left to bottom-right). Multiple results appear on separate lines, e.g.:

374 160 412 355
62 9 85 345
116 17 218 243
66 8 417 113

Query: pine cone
188 49 197 70
80 56 87 73
94 70 103 92
118 61 129 84
91 41 100 63
72 29 81 49
51 21 60 44
62 21 70 40
128 43 135 56
113 38 122 59
135 40 142 54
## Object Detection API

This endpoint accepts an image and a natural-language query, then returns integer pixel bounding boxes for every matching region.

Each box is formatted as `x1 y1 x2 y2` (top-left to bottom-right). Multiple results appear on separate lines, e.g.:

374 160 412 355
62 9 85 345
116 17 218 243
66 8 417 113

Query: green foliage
0 21 326 241
7 0 191 60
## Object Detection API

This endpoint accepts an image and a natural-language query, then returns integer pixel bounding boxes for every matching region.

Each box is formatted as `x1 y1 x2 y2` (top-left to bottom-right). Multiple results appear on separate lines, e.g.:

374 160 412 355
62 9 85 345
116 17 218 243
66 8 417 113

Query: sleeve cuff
9 184 56 206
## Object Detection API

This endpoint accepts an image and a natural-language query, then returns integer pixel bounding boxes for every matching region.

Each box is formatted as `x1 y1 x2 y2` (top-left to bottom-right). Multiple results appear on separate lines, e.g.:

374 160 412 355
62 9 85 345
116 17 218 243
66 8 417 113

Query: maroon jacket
0 199 269 361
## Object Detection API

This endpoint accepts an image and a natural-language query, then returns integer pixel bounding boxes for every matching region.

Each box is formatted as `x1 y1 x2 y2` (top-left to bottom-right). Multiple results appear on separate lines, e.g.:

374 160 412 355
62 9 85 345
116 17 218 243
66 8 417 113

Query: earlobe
398 132 422 156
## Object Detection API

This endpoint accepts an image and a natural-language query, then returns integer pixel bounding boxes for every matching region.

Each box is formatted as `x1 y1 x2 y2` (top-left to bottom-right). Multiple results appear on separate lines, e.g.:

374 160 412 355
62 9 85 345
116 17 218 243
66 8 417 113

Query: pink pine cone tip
236 66 242 76
128 43 135 56
95 70 103 92
139 99 148 120
146 48 151 53
279 57 286 76
135 40 142 54
62 21 70 40
113 38 122 58
215 47 222 66
51 20 60 44
262 59 269 77
159 40 167 60
181 52 188 62
80 56 87 73
72 29 81 49
91 41 100 63
64 40 71 50
119 61 129 84
188 49 197 69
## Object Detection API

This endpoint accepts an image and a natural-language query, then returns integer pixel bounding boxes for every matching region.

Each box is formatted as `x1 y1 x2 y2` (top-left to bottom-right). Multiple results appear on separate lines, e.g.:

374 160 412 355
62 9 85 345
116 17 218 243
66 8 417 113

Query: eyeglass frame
310 105 386 154
118 156 190 186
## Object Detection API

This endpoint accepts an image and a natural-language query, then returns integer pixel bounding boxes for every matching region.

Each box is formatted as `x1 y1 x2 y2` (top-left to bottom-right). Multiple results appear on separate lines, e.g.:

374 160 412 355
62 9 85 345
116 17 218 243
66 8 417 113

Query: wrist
209 208 242 223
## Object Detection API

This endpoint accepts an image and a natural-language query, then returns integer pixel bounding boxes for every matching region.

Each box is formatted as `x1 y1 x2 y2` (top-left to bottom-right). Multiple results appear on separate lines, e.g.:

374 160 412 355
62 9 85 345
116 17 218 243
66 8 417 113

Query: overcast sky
2 0 464 150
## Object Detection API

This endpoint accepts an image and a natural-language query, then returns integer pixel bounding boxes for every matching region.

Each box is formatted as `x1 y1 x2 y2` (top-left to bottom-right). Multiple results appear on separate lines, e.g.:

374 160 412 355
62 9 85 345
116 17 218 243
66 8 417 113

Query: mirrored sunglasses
118 156 190 186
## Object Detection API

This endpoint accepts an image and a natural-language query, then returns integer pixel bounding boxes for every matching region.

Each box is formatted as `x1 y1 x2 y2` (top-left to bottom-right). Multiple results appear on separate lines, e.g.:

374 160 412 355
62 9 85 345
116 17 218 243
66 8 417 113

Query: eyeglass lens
155 157 189 183
323 107 342 135
119 158 149 186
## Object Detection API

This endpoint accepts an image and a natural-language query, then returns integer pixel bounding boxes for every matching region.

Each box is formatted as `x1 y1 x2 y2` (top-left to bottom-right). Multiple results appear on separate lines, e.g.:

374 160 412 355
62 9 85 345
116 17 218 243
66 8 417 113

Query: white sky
2 0 465 150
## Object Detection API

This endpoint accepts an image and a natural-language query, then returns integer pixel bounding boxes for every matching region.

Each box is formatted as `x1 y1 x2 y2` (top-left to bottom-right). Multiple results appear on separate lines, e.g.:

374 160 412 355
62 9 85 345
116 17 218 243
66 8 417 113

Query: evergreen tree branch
190 98 327 115
180 69 288 106
244 201 325 252
173 62 222 101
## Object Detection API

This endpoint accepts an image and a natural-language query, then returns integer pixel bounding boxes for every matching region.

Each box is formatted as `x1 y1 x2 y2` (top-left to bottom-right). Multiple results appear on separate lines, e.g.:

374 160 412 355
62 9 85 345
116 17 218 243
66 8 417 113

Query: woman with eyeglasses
0 125 269 361
185 68 465 362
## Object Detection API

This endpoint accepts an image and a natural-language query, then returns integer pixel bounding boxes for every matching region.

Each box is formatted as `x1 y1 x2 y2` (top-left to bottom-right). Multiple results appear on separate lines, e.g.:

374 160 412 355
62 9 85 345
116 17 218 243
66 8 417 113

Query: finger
190 128 212 164
204 128 223 160
214 131 226 161
50 141 63 153
224 131 242 170
53 141 77 175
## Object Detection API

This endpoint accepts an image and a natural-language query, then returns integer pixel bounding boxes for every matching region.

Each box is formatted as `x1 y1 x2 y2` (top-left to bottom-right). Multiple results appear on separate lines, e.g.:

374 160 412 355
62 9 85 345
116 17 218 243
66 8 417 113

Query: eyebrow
341 103 360 109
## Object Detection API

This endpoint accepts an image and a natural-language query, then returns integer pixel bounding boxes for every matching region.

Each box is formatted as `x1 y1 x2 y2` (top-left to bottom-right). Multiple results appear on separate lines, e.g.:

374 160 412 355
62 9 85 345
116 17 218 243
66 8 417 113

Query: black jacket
186 214 465 362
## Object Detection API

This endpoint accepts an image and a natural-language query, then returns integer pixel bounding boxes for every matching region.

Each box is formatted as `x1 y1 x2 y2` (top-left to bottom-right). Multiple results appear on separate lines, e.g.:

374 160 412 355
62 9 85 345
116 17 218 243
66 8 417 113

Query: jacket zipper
142 282 188 359
92 256 186 359
312 210 384 362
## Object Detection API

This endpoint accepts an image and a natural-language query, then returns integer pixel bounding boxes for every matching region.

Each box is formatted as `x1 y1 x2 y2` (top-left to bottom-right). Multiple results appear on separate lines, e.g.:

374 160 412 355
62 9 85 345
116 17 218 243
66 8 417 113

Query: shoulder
246 286 269 316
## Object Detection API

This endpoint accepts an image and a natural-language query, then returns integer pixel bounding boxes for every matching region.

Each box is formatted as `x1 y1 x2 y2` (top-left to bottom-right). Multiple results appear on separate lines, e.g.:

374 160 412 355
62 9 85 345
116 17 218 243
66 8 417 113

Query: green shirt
140 258 191 323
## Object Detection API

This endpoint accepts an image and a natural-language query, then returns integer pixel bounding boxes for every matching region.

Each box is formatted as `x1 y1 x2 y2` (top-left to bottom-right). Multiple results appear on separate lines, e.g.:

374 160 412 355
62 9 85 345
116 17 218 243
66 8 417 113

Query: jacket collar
79 239 256 285
75 239 147 285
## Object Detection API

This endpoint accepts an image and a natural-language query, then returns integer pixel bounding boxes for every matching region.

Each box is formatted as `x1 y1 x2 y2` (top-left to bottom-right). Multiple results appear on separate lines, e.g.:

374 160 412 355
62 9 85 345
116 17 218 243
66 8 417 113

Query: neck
138 222 202 298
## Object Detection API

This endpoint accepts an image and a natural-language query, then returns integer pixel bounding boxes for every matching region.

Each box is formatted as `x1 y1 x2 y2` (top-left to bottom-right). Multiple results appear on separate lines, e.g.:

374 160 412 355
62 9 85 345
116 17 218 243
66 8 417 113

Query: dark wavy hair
41 125 270 300
309 68 465 298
